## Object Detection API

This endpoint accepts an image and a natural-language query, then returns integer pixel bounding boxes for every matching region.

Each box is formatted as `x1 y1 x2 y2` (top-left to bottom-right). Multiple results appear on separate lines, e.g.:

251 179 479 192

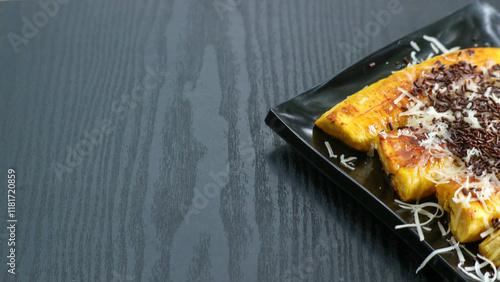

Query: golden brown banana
376 130 451 202
479 227 500 267
436 180 500 243
315 48 500 151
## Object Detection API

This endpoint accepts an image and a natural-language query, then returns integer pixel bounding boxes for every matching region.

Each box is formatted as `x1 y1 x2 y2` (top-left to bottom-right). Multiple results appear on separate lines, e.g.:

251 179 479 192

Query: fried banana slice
436 180 500 243
479 227 500 267
315 48 500 151
376 130 451 202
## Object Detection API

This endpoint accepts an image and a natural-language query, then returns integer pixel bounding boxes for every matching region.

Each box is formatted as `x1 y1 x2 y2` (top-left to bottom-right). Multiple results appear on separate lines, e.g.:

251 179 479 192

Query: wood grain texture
1 0 499 281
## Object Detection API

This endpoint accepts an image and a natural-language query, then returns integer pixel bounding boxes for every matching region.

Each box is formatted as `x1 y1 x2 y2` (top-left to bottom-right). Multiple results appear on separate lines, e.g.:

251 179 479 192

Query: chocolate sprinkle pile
408 57 500 177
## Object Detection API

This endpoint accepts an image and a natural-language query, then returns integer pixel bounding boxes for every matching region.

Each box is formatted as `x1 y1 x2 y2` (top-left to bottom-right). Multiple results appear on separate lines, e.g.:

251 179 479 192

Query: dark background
1 0 499 281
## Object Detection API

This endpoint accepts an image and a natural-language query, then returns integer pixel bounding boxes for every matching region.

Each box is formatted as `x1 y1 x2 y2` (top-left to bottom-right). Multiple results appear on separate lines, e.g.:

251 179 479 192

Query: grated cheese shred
340 154 356 170
394 200 444 241
324 141 337 159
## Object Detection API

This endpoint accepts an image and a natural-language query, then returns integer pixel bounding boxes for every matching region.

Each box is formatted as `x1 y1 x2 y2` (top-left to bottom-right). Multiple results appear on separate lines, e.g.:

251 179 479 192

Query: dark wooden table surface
2 0 499 281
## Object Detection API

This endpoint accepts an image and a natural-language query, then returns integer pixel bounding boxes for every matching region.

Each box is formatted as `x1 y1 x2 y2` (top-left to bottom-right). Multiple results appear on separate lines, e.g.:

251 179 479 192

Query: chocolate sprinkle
462 188 469 196
493 218 500 229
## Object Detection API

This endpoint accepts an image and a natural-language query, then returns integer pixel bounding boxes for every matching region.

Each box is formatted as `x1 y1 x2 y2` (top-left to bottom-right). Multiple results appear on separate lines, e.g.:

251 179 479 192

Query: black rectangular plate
265 2 500 281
